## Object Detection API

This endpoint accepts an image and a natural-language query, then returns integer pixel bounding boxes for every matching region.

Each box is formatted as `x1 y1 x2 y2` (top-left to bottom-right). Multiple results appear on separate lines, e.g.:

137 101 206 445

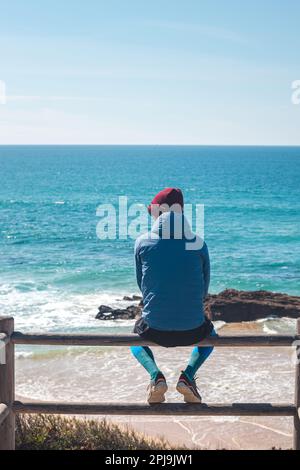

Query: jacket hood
151 211 195 240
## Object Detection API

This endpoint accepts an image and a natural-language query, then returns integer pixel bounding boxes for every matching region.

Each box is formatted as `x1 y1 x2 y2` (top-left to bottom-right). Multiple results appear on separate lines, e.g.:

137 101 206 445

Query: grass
16 414 181 450
14 414 285 450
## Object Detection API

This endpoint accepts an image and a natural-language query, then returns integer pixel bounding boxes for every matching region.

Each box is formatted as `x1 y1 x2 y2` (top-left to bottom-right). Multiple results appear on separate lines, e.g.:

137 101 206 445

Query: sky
0 0 300 145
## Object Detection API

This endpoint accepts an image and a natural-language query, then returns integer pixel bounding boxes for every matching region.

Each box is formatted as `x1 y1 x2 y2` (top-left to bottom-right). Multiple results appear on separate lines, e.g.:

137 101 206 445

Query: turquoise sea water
0 145 300 333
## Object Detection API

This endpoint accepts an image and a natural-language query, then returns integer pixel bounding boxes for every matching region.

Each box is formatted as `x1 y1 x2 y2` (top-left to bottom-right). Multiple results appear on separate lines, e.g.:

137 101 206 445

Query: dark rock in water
133 295 142 301
96 304 141 320
126 305 141 316
96 290 300 322
122 295 142 301
205 289 300 323
97 305 113 315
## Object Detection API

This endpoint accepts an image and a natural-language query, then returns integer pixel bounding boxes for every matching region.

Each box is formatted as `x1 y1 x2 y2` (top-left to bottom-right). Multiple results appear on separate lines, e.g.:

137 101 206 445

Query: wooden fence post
0 317 15 450
294 318 300 451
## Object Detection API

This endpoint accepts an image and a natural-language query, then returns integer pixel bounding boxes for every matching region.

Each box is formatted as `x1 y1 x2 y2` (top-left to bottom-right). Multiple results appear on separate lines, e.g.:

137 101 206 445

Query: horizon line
0 144 300 148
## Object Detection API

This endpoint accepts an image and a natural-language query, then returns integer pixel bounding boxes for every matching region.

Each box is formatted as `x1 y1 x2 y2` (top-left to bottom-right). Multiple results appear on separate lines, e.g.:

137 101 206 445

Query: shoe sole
147 383 168 404
176 381 202 403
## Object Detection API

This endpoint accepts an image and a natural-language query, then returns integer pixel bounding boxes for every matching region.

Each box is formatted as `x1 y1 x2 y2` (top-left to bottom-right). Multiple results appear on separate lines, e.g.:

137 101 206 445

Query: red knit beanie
147 188 184 215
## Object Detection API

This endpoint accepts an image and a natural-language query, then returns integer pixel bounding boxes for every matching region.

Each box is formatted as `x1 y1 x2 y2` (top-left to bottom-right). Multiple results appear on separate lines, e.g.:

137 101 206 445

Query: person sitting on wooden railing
131 188 217 404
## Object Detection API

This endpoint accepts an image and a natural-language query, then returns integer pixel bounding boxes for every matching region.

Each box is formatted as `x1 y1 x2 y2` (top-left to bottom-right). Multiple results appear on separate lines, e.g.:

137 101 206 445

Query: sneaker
147 372 168 404
176 371 202 403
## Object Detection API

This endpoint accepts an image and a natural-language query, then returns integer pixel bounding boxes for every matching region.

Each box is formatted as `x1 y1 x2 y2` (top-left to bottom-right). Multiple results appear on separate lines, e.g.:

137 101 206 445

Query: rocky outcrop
122 295 142 302
205 289 300 323
96 304 141 320
95 290 300 323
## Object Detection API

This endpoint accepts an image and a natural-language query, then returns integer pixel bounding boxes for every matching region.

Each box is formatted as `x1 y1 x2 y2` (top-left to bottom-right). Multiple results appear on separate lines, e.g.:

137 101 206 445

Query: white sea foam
263 324 278 335
255 316 297 334
212 320 226 331
15 343 294 406
15 351 34 359
1 280 297 337
0 282 136 332
2 279 298 410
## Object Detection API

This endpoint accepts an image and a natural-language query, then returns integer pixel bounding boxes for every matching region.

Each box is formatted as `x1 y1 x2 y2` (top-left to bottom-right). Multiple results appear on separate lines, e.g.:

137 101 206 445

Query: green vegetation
16 414 180 450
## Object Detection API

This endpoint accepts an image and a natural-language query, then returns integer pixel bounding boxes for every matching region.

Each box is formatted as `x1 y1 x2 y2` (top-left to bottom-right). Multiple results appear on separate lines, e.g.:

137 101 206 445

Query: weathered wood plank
293 319 300 450
0 404 9 426
13 400 296 417
0 317 15 450
11 332 300 347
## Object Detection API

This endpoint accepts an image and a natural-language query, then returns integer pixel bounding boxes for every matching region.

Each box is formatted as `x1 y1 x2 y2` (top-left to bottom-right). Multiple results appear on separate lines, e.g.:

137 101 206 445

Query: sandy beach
15 320 296 450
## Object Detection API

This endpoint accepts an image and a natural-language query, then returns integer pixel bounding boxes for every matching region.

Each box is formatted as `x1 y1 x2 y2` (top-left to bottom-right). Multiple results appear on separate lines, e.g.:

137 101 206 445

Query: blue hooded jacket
134 211 210 331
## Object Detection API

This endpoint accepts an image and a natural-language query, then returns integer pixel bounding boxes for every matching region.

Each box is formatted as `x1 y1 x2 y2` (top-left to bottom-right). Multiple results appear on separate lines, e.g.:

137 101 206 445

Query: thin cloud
6 95 99 103
146 20 249 44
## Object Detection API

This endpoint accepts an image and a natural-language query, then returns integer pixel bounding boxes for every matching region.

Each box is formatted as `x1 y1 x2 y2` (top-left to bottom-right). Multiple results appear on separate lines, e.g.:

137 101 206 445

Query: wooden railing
1 316 300 451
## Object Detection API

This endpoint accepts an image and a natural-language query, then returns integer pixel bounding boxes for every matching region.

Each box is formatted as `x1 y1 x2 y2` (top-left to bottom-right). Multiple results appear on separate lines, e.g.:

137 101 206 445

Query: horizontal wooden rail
13 400 296 417
0 404 9 426
11 332 300 347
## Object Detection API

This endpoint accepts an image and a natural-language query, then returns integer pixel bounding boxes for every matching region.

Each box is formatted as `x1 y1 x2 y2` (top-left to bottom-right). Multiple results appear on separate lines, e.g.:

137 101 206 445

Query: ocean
0 146 300 446
1 145 299 330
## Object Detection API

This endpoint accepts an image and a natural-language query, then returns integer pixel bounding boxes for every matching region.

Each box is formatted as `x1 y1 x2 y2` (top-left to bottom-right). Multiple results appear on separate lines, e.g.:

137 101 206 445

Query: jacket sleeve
201 242 210 299
134 239 143 291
